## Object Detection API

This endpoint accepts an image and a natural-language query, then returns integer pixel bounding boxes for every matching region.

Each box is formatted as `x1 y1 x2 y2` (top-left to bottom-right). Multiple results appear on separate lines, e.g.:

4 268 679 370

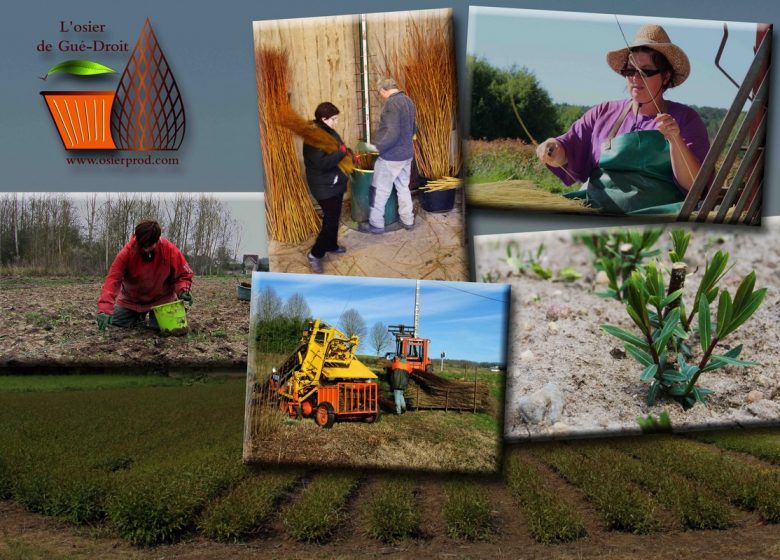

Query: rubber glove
179 291 194 305
96 313 112 331
355 141 378 153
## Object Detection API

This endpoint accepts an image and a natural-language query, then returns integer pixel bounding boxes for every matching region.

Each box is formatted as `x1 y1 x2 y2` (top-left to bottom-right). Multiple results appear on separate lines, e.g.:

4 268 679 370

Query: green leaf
653 308 681 355
732 271 756 313
669 384 689 397
625 344 654 367
601 325 648 349
723 344 744 359
724 288 767 337
647 381 660 406
595 289 619 299
557 266 582 282
716 291 733 339
640 364 658 381
709 355 758 368
660 288 684 310
698 294 711 353
46 59 116 77
661 369 687 383
531 263 553 280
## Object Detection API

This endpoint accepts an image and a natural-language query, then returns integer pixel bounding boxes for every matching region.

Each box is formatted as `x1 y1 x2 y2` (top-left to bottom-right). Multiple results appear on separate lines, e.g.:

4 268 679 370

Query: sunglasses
620 66 663 78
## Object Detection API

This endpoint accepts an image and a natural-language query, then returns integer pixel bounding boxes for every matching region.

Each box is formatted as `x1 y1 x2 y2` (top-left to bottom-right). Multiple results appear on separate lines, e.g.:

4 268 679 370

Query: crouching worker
96 219 194 332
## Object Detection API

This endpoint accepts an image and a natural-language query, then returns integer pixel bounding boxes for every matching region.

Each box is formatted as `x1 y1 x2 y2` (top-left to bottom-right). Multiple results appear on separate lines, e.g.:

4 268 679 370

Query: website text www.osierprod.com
65 155 180 167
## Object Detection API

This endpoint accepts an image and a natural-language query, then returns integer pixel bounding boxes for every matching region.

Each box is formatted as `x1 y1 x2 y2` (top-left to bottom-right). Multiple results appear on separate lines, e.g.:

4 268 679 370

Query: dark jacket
391 368 409 391
303 122 349 201
375 91 416 161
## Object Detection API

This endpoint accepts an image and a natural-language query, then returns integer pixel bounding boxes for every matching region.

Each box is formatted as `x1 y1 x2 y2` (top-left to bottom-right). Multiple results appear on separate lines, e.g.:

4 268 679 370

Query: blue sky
251 272 510 364
467 7 763 109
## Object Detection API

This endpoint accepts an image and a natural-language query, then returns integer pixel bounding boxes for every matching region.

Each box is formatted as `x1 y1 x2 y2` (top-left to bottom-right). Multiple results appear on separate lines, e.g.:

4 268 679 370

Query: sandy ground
0 276 251 373
269 193 468 280
475 217 780 440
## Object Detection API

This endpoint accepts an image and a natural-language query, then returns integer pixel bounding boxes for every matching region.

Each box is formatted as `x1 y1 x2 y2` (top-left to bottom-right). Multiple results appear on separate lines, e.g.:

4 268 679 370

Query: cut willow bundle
420 176 462 192
383 18 460 180
256 47 321 243
275 106 354 176
466 180 601 213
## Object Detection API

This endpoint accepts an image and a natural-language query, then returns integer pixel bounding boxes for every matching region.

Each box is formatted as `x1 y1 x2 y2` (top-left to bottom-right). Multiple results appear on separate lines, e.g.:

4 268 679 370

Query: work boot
307 253 323 273
359 222 384 235
402 220 414 231
327 245 347 254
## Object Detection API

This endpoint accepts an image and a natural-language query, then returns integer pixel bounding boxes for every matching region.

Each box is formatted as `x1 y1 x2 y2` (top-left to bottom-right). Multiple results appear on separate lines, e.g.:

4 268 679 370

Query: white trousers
369 157 414 229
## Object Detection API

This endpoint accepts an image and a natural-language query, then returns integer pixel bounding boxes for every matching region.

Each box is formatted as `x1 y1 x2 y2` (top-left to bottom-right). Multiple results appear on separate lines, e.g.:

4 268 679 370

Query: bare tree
338 308 367 341
283 293 312 321
369 321 393 356
256 285 283 320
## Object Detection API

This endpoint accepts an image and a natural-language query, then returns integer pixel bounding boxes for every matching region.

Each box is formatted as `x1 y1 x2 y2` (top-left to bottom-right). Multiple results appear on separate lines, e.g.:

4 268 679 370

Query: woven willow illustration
111 18 185 150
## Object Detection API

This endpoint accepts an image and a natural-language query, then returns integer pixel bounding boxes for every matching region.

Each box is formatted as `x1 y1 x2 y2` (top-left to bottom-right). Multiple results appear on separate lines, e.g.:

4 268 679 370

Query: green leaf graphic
46 59 116 77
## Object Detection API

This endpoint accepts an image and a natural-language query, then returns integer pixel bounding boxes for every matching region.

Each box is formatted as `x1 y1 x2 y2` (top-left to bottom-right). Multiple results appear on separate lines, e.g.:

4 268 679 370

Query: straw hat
607 24 690 87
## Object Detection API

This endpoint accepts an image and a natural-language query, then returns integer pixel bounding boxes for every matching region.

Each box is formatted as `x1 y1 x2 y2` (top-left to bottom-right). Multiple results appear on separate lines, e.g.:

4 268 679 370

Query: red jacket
98 236 194 314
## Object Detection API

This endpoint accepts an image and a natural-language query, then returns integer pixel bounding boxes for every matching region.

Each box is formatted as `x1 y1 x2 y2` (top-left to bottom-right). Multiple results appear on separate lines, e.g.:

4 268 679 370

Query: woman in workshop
536 24 710 215
304 102 350 273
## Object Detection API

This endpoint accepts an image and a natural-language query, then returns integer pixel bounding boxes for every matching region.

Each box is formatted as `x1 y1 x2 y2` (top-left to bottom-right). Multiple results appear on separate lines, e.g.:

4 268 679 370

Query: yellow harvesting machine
270 319 378 428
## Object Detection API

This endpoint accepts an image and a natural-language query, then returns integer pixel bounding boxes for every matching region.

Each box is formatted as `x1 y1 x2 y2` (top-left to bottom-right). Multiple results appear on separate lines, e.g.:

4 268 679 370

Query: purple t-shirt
550 99 710 187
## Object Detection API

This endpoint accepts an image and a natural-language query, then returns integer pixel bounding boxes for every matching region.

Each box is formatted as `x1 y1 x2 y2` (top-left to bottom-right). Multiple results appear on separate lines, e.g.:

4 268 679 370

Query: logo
40 18 185 151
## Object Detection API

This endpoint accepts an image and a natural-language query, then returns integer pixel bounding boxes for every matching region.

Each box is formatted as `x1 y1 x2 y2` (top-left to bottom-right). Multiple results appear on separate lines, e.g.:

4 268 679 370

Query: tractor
385 324 433 377
270 319 378 428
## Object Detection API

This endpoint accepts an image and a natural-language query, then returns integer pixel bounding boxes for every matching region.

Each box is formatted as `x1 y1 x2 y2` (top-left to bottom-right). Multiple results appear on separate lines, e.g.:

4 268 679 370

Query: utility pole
413 280 420 337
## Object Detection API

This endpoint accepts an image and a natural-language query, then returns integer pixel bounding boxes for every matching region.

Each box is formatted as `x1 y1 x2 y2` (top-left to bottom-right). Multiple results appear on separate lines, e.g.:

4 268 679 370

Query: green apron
564 103 685 215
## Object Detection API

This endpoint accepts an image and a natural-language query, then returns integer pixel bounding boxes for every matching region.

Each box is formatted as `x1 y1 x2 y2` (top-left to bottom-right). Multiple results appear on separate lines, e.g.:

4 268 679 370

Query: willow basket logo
40 19 185 151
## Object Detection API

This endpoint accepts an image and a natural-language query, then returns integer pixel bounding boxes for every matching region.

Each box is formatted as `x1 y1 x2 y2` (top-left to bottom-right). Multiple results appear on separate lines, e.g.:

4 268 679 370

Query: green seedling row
616 436 780 523
533 444 661 534
688 430 780 465
199 470 302 542
503 450 587 543
576 442 732 529
443 479 495 540
364 476 421 543
281 472 360 543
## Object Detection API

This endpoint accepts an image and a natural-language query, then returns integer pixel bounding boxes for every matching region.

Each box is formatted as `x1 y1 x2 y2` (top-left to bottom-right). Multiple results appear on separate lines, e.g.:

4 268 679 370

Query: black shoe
307 253 323 273
327 245 347 254
402 221 414 231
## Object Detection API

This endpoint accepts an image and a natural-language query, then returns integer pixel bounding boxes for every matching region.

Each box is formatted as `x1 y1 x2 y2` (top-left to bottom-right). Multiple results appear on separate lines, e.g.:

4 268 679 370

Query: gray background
1 0 777 243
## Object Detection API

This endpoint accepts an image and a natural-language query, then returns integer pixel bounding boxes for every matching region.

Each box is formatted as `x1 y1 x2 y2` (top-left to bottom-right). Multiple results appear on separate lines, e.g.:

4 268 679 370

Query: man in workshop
96 219 194 331
361 77 417 234
390 365 409 415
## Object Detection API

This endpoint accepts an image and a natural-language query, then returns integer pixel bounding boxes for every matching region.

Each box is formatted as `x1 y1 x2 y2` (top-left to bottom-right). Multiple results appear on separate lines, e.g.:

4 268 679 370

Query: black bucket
421 187 456 213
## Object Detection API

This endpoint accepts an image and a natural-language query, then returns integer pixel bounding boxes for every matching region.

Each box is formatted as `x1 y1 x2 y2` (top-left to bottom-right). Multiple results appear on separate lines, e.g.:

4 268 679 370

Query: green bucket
152 300 188 335
350 169 399 226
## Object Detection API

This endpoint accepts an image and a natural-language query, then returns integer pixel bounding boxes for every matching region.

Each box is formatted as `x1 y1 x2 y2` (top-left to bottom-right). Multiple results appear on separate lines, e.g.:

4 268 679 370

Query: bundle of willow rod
255 47 321 243
383 18 461 180
275 106 355 176
420 176 462 192
465 180 599 213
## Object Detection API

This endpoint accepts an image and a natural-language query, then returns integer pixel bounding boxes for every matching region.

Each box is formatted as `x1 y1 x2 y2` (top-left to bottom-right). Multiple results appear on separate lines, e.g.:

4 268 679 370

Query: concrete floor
269 193 468 280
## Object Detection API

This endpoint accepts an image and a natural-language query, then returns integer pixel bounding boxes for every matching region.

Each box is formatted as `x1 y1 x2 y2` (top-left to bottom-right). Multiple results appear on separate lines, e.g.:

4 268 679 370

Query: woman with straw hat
536 24 710 215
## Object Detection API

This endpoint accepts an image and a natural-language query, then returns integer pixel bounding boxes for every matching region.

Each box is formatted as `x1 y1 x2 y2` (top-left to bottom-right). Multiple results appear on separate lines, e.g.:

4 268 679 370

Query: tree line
468 56 731 142
253 286 394 356
0 193 243 275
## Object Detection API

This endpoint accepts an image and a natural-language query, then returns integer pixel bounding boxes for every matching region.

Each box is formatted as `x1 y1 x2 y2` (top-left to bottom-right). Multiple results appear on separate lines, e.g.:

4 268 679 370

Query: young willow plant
576 229 662 300
601 259 766 409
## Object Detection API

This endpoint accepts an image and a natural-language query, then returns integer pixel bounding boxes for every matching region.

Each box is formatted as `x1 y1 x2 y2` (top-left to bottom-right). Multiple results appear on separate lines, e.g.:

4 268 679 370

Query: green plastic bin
152 300 188 335
350 169 399 226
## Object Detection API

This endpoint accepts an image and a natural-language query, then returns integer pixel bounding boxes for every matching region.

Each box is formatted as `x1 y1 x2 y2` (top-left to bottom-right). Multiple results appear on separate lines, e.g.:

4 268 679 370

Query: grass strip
364 475 421 543
106 452 247 546
503 450 587 543
443 479 495 540
617 436 780 523
281 472 359 543
199 470 302 542
576 442 732 530
688 430 780 465
533 444 661 534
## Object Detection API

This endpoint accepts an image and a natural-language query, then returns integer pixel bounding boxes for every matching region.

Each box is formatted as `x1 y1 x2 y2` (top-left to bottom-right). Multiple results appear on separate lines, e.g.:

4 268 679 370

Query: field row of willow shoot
0 379 778 547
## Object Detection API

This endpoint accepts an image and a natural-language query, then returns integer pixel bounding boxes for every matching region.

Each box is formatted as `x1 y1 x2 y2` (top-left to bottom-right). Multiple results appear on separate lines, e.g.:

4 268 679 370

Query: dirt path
0 276 251 373
475 219 780 440
269 195 468 280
